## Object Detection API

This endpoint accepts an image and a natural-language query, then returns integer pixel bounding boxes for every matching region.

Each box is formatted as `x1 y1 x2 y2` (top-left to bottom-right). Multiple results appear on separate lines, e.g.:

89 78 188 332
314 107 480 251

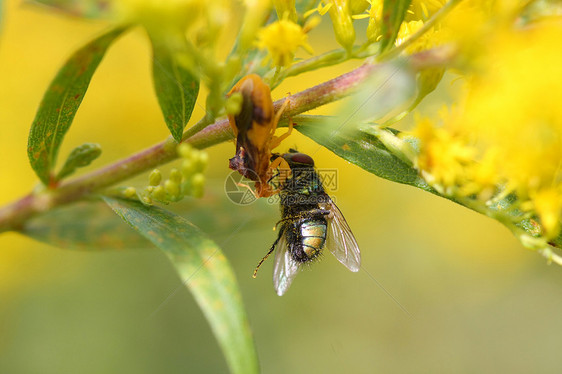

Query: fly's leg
253 227 285 278
265 156 291 193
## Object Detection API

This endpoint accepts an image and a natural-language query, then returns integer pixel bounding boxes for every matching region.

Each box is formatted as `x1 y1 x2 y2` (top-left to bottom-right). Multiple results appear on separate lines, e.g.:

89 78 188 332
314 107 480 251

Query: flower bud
164 179 180 197
349 0 368 15
141 196 153 206
225 92 243 116
181 159 195 176
170 168 183 184
191 173 205 187
123 187 136 198
149 169 162 186
366 0 382 43
194 151 209 171
328 0 356 52
417 68 445 102
191 173 205 198
177 143 193 159
152 185 166 201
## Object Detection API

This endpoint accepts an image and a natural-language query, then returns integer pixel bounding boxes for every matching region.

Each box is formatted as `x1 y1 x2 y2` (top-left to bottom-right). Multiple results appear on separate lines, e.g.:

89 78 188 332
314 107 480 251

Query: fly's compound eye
285 152 314 166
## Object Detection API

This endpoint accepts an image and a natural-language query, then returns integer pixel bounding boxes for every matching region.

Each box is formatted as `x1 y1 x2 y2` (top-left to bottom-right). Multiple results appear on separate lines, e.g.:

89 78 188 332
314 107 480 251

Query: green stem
539 248 562 266
268 44 378 88
0 49 450 234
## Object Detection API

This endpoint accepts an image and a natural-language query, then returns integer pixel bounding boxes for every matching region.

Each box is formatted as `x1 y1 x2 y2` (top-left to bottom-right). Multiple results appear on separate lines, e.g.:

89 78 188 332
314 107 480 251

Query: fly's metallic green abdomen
286 218 327 262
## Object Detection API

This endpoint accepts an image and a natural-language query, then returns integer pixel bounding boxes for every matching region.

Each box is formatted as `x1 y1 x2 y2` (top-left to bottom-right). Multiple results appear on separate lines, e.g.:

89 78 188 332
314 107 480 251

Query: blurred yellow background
1 1 562 373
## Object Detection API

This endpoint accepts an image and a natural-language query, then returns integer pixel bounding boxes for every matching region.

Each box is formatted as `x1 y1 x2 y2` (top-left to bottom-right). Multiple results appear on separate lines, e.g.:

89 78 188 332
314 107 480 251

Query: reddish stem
0 50 452 234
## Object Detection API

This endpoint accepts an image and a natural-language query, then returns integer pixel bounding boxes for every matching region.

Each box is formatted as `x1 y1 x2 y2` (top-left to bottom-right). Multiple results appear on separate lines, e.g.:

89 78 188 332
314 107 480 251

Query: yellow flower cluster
411 20 562 240
412 115 475 196
361 0 445 44
408 0 446 21
256 18 314 67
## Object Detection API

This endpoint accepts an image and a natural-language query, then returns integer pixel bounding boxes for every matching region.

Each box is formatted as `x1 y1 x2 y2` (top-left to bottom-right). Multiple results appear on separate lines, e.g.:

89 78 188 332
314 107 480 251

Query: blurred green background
2 1 562 373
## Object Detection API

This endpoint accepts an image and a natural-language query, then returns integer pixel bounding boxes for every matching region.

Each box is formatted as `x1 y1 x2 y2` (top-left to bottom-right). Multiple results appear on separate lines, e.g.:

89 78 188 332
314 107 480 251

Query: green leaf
56 142 102 181
22 200 152 250
27 27 127 186
103 197 259 374
379 0 412 54
151 38 199 142
296 117 436 194
27 0 113 19
297 117 562 254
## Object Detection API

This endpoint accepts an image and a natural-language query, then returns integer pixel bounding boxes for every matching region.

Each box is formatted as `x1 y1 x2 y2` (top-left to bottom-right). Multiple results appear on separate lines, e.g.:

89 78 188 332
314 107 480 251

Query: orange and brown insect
227 74 293 197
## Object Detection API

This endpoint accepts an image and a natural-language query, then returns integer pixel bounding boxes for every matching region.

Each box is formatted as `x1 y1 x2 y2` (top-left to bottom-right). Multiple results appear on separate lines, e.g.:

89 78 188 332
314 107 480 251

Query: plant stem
0 50 452 234
268 44 377 89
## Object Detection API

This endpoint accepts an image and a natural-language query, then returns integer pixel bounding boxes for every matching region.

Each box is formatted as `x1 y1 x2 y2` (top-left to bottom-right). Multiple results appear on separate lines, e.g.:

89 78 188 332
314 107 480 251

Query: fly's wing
324 200 361 272
272 227 299 296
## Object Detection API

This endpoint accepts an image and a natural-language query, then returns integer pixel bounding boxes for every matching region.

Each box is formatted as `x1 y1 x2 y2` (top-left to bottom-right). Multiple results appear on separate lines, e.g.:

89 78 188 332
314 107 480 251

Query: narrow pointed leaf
56 142 102 181
379 0 412 53
22 200 152 250
151 38 199 142
103 197 258 374
296 118 435 194
27 27 127 185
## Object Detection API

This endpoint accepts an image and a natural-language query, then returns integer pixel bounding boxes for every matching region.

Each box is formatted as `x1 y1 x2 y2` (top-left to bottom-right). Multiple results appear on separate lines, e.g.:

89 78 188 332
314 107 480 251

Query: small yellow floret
531 188 562 239
413 117 475 191
257 19 313 66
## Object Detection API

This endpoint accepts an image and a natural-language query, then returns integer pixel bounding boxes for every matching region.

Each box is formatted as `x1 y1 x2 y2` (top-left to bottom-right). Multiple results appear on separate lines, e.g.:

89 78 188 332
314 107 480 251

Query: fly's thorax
279 189 331 213
283 167 324 192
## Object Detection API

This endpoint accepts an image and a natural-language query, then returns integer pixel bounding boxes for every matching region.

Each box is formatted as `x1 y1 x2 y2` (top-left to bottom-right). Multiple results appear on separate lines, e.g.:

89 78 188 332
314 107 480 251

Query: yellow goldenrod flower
257 18 314 67
407 0 446 21
459 22 562 195
395 20 425 51
366 0 383 43
327 0 356 51
349 0 369 15
306 1 355 51
364 0 444 43
412 116 476 193
531 188 562 238
396 18 449 54
458 148 501 200
412 20 562 240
